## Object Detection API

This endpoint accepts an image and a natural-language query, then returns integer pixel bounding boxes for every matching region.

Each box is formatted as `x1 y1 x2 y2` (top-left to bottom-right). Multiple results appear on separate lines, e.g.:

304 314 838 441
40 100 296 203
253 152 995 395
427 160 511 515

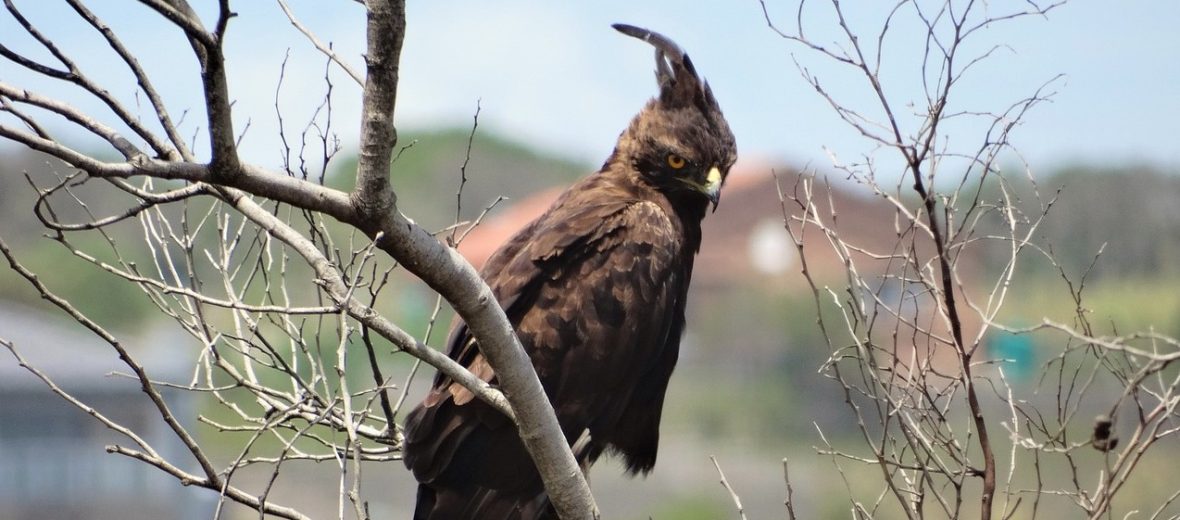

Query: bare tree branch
0 1 598 517
277 0 364 87
760 1 1180 518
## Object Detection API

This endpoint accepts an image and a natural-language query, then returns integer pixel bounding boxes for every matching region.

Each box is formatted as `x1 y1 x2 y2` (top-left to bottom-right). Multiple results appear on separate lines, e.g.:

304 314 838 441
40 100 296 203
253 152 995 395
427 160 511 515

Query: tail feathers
412 484 436 520
413 483 555 520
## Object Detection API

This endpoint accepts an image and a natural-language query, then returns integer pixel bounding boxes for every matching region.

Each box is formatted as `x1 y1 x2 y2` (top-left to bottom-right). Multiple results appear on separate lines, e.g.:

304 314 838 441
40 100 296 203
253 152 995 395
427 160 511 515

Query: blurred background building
0 303 214 520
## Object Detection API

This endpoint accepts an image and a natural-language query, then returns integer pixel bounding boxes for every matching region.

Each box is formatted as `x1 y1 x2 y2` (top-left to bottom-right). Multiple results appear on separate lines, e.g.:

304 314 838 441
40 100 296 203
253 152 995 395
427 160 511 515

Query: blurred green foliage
330 128 589 231
644 495 729 520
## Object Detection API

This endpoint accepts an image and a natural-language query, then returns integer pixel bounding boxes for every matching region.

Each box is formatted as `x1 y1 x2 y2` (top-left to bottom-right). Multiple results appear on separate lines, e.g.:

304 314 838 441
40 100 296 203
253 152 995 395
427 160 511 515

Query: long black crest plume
612 23 713 110
612 23 686 64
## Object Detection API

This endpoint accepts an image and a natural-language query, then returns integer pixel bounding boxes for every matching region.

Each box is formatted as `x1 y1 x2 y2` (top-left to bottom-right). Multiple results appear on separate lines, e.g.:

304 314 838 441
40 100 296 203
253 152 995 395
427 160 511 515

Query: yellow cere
706 166 722 188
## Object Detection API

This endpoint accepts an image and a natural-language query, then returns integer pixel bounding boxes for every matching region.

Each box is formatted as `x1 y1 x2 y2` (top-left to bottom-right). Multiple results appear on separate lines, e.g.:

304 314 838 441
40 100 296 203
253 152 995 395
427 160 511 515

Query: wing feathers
404 181 691 519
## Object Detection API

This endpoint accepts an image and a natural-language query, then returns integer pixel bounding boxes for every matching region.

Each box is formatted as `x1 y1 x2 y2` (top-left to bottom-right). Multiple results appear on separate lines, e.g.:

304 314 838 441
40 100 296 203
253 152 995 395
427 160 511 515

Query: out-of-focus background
2 1 1179 518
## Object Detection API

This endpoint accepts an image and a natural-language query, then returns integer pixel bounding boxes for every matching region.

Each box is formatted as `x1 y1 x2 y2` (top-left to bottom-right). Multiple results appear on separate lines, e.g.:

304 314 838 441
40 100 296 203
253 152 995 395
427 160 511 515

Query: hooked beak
703 166 722 212
677 166 724 212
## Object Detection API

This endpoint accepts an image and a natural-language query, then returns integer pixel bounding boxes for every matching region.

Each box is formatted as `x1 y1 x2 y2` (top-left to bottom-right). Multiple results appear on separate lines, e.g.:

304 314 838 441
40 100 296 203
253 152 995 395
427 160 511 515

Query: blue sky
2 1 1178 175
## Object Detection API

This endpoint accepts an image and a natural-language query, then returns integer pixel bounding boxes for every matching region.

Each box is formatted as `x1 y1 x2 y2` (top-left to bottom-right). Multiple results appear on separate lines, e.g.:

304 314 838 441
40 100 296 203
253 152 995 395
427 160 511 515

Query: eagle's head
608 23 737 214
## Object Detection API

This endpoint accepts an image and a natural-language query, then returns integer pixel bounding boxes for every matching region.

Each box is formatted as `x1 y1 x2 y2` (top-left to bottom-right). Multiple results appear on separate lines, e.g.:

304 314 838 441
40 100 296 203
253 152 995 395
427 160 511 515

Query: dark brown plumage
403 24 736 520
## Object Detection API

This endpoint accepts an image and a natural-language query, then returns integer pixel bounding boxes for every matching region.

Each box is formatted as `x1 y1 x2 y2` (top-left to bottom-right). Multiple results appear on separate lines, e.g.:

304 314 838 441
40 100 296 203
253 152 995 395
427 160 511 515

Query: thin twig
710 456 749 520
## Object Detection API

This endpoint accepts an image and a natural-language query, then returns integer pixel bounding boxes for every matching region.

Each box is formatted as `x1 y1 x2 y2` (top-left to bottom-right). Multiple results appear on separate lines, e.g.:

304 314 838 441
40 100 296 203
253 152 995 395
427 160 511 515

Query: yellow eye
666 154 686 169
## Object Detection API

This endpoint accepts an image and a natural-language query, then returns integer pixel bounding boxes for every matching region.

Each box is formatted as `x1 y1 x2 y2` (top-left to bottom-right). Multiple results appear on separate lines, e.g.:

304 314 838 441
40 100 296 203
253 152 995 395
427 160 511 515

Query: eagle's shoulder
617 199 678 242
624 199 671 224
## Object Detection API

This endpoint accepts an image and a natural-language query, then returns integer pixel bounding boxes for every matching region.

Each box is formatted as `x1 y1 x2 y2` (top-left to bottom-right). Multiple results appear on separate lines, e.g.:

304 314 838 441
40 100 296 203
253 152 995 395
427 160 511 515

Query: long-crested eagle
403 24 737 519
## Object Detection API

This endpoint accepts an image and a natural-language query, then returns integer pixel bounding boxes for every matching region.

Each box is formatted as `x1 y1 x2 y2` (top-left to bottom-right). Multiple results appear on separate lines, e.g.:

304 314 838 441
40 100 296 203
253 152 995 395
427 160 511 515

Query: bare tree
0 1 596 518
763 0 1180 518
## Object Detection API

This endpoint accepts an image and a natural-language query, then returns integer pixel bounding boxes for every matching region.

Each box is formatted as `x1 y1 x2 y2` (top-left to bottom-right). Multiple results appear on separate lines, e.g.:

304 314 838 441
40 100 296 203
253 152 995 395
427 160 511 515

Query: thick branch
372 208 599 520
0 1 598 515
352 0 404 215
349 2 597 517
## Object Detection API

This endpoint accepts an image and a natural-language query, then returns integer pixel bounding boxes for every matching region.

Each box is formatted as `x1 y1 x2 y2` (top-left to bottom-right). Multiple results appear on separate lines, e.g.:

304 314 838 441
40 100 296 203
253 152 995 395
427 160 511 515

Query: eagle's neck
594 163 707 253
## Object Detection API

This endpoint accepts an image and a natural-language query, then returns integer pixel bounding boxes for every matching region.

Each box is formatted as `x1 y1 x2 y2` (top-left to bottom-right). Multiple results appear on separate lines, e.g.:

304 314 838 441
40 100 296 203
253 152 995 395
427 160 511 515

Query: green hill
328 128 592 232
